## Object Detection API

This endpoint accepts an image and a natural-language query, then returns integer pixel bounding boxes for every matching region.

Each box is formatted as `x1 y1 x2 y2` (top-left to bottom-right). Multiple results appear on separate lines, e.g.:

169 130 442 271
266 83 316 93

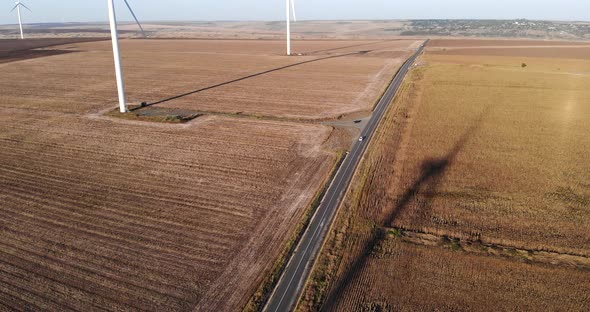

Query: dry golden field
301 41 590 311
0 38 419 311
0 39 418 118
429 38 590 48
328 237 590 311
429 38 590 60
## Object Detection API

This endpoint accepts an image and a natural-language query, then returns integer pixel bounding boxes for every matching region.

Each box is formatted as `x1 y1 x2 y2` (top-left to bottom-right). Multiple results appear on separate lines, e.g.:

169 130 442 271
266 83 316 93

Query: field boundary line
385 227 590 270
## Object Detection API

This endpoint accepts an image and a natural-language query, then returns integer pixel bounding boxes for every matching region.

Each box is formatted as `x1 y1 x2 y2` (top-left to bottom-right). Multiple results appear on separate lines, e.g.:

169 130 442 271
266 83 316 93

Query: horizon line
1 18 590 28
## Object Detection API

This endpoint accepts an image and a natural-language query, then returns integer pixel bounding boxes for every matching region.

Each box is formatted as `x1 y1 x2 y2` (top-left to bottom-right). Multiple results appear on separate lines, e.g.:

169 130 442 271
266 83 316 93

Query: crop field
0 37 418 311
429 38 590 60
429 38 590 48
327 238 590 311
0 39 419 119
0 109 335 311
301 40 590 311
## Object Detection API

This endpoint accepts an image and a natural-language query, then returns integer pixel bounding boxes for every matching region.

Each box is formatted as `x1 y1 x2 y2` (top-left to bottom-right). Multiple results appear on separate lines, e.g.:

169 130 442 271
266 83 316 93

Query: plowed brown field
0 38 417 311
0 39 418 118
0 109 333 311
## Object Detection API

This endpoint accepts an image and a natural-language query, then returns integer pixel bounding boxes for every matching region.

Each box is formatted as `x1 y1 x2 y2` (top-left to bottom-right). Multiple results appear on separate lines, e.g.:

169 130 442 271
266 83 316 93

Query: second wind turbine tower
11 0 31 40
286 0 297 56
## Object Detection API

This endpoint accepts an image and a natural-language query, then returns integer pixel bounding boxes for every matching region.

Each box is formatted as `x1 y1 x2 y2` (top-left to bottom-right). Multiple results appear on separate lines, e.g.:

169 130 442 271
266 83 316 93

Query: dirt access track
0 38 420 311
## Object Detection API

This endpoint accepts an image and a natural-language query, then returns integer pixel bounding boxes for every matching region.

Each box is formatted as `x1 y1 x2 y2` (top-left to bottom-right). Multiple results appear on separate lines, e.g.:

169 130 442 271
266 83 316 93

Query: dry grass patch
302 45 590 311
430 46 590 60
329 238 590 312
391 54 590 254
429 38 590 48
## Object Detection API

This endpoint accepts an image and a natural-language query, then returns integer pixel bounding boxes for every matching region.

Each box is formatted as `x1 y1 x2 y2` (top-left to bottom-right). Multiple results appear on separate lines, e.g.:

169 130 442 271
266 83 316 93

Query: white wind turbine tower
107 0 145 113
11 1 31 40
286 0 297 55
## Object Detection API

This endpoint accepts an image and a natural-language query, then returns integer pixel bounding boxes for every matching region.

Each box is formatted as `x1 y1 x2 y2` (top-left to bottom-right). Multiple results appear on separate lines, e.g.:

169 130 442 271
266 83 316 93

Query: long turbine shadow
303 39 401 55
322 108 491 311
133 51 369 110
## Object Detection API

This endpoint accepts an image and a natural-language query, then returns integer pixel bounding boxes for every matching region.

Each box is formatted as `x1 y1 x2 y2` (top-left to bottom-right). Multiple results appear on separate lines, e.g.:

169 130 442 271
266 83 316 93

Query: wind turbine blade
20 3 32 12
123 0 145 36
291 0 297 22
11 4 18 12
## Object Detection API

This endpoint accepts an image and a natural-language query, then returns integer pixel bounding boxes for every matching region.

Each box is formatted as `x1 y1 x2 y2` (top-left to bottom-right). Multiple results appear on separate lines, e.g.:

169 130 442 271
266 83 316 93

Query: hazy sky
1 0 589 25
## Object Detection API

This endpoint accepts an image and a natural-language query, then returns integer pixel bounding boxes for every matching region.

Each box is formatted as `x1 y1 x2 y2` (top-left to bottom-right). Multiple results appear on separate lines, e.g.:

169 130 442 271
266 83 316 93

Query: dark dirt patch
0 49 76 64
20 28 135 35
0 38 106 52
0 38 106 63
107 106 203 123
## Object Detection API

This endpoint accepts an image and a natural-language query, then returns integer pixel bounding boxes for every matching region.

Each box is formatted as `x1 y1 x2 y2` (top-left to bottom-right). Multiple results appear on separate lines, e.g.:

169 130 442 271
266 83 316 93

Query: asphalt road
263 40 429 312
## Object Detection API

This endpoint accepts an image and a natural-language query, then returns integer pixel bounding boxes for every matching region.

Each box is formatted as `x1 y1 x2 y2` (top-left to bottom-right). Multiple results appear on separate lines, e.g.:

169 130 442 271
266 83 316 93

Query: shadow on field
0 49 77 64
321 107 491 311
134 51 369 111
303 39 399 55
0 38 107 64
